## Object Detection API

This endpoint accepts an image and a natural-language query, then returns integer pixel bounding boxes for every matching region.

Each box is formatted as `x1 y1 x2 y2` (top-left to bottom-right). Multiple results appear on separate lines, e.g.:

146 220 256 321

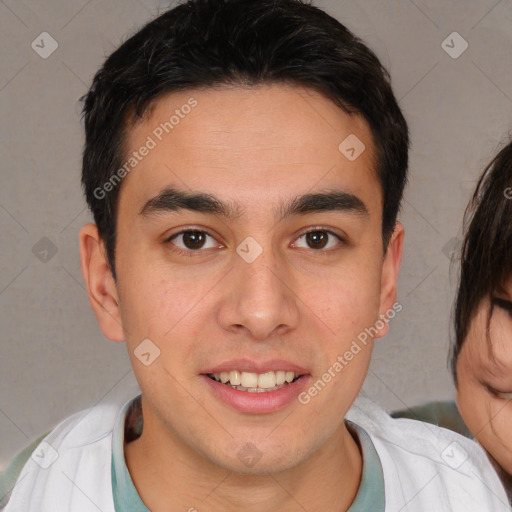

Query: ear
374 221 404 339
79 223 124 342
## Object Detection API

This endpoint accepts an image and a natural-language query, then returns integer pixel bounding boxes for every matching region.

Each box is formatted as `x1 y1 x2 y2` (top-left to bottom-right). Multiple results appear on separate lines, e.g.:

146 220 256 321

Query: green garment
391 400 471 438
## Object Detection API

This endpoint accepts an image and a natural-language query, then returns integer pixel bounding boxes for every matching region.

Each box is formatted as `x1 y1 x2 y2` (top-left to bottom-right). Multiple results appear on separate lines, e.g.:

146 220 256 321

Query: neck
488 454 512 505
124 400 363 512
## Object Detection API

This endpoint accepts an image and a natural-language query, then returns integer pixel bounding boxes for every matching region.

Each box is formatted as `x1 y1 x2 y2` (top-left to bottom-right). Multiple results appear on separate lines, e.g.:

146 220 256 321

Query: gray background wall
1 0 512 467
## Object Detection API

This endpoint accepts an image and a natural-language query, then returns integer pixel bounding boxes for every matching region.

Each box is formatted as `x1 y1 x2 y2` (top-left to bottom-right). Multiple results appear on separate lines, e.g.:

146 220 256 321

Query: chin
210 440 306 476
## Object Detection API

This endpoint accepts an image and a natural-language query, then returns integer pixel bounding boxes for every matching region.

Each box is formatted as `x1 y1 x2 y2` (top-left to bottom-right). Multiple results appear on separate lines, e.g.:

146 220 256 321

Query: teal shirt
1 395 385 511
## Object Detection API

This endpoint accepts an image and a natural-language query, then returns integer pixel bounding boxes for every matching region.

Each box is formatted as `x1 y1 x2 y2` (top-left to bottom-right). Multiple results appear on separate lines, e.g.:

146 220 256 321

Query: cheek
474 399 512 475
457 367 489 432
487 400 512 449
458 389 489 434
116 255 214 352
311 262 382 338
298 267 379 389
117 272 210 397
458 380 512 462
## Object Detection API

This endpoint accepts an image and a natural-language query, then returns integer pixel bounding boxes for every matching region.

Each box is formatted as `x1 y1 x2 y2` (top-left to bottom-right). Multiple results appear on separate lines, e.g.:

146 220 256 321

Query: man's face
457 284 512 475
88 84 402 474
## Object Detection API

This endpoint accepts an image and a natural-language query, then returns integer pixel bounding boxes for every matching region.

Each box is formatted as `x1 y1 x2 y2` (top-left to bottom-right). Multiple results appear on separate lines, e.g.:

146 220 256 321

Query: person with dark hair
455 140 512 500
0 1 508 510
395 139 512 502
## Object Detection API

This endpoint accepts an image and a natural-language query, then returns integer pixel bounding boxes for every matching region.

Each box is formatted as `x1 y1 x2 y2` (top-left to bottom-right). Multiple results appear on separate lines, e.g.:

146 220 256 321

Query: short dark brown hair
80 0 409 281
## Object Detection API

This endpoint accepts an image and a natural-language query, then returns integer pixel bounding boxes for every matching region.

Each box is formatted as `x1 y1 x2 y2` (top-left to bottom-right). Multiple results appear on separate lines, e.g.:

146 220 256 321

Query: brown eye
166 229 220 255
293 228 344 251
182 231 206 249
306 231 329 249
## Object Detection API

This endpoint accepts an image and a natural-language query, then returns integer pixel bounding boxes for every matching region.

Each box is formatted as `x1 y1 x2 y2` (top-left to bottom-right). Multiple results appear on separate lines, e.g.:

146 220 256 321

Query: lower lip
201 374 311 414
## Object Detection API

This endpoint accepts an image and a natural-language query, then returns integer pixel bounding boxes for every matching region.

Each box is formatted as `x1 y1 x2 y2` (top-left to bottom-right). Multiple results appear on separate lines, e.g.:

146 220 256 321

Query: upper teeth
212 370 298 389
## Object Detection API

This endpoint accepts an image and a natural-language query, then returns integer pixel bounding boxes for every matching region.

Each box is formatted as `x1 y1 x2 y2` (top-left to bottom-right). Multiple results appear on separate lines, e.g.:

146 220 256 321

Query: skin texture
79 84 404 512
457 286 512 483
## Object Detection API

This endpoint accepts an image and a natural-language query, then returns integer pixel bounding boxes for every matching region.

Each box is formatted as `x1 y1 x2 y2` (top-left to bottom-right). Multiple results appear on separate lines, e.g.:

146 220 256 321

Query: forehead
119 84 381 219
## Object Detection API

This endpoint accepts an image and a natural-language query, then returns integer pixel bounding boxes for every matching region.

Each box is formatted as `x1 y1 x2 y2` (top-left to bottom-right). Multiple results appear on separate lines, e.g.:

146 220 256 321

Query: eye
165 229 223 255
492 297 512 318
486 384 512 401
291 228 345 251
164 226 346 256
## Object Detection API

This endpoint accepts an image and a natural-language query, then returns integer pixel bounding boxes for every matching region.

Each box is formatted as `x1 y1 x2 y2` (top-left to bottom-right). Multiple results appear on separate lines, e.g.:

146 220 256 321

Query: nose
217 248 300 341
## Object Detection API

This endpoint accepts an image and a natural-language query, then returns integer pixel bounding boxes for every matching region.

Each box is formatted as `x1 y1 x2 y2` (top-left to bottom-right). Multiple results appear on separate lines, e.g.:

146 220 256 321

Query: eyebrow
139 187 369 222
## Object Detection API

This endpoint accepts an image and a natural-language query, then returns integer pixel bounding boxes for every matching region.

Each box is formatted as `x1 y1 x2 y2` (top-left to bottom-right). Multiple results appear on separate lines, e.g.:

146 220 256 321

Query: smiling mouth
206 370 304 392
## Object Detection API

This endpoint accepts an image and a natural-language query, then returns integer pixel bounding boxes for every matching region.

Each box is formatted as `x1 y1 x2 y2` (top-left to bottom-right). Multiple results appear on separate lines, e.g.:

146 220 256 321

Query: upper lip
202 358 310 375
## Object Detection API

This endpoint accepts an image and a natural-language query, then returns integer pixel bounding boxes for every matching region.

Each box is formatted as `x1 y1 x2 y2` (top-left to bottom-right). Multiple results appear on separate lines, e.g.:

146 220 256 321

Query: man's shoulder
347 395 484 464
347 396 510 510
0 396 133 511
0 403 107 510
0 432 50 509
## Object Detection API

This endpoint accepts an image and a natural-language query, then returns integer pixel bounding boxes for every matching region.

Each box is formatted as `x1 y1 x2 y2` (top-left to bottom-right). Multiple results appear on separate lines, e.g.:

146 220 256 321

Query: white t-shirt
2 393 510 512
346 396 511 511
